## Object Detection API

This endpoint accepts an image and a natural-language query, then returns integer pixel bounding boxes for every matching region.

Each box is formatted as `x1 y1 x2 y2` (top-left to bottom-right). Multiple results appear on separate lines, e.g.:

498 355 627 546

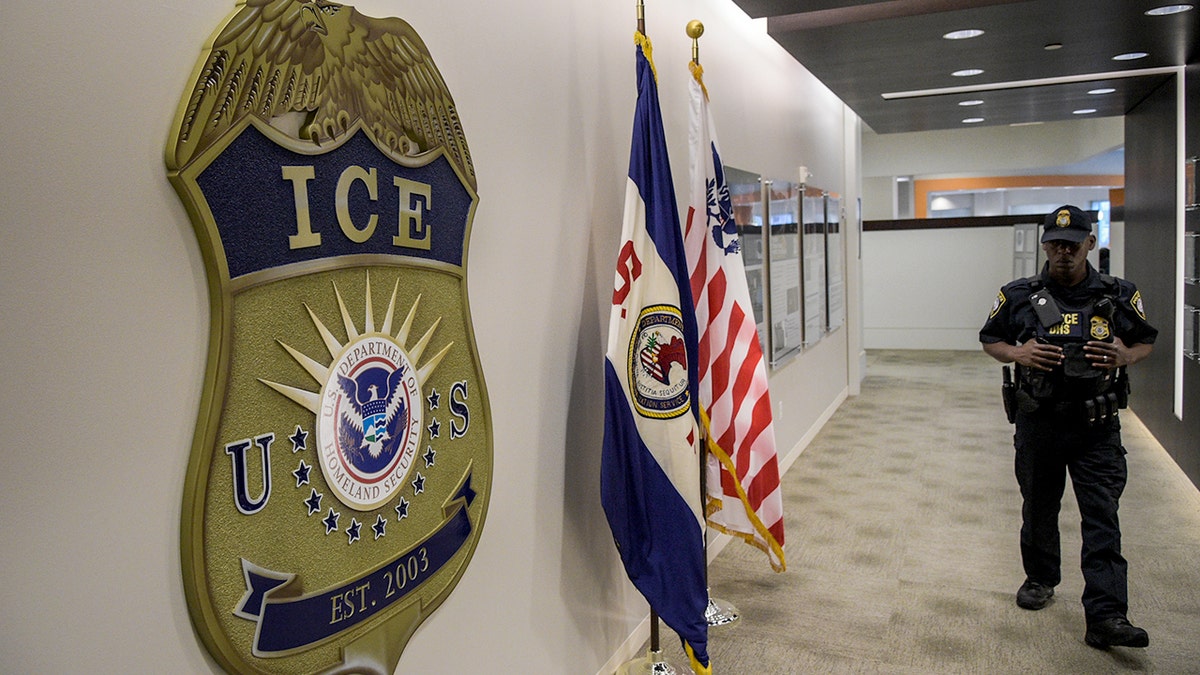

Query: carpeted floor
642 350 1200 674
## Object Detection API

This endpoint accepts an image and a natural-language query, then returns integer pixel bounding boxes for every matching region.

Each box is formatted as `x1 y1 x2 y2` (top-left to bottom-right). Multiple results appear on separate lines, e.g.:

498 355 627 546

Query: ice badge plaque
166 2 491 672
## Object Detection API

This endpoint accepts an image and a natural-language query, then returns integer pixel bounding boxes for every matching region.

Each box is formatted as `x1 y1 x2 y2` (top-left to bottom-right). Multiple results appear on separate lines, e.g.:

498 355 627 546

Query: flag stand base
705 596 740 627
617 648 686 675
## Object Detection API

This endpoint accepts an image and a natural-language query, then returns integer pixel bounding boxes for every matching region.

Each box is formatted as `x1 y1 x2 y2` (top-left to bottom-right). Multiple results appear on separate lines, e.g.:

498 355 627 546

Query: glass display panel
1186 306 1200 361
1187 232 1200 285
1186 156 1197 210
767 180 803 365
825 194 845 331
726 166 766 352
801 187 827 347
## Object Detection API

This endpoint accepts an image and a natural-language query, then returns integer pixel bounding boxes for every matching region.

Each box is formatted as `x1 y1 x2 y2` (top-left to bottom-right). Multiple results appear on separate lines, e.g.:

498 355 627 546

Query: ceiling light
952 69 984 77
1044 43 1063 50
1010 122 1044 127
943 29 984 40
1073 108 1097 115
1088 87 1116 95
1112 52 1149 61
958 99 984 106
1145 5 1194 16
962 117 985 124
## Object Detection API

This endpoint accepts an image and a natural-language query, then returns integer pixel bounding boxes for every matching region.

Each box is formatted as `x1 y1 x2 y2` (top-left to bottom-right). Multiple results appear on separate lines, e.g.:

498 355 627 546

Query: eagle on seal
167 0 473 188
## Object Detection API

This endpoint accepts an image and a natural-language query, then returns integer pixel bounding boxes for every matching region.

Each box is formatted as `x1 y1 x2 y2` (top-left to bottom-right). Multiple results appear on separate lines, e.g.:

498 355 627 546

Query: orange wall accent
913 175 1124 218
1109 188 1125 207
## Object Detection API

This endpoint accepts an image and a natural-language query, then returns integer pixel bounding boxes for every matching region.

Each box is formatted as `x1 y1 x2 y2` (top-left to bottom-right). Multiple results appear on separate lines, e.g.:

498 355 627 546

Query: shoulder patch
989 290 1006 319
1130 290 1147 321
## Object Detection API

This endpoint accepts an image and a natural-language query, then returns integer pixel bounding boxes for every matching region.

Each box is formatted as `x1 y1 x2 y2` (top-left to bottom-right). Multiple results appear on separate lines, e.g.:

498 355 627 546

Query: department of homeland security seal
166 2 491 673
319 332 421 510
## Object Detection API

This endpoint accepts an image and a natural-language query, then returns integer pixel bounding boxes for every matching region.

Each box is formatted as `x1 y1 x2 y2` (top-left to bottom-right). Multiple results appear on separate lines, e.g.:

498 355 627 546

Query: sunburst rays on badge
259 273 450 415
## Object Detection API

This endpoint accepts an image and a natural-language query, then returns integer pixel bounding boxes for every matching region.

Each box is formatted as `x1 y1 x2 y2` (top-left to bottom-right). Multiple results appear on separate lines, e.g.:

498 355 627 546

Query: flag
684 61 786 572
601 32 710 675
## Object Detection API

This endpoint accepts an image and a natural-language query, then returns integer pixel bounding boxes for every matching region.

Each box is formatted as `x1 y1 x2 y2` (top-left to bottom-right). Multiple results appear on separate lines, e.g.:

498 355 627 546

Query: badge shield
166 3 491 672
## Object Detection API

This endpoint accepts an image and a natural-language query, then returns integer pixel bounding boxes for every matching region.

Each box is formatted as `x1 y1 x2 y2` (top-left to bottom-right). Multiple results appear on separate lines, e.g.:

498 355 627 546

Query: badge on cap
1056 209 1072 228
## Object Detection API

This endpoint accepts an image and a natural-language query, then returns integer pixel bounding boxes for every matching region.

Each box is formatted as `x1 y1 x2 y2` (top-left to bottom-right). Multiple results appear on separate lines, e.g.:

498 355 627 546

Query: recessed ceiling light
962 117 985 124
1073 108 1098 115
1145 5 1194 16
1088 87 1116 95
1010 121 1044 127
943 29 984 40
952 68 984 77
958 99 984 106
1113 52 1149 61
1044 43 1063 50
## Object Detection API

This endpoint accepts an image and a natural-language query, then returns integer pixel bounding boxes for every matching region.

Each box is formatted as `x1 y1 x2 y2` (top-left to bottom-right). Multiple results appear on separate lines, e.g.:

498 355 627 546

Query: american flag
684 61 786 571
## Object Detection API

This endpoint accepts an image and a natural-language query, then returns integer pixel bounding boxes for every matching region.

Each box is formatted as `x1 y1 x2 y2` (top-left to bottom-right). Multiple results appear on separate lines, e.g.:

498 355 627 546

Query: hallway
652 350 1200 674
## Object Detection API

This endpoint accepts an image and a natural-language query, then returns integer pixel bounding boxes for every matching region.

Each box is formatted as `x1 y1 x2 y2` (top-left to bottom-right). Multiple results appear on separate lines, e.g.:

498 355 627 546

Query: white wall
863 227 1013 350
862 118 1123 179
860 118 1125 351
0 1 859 673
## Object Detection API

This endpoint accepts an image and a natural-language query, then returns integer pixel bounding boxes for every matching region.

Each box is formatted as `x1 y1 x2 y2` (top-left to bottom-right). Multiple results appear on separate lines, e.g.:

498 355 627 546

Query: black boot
1016 580 1054 610
1085 618 1149 649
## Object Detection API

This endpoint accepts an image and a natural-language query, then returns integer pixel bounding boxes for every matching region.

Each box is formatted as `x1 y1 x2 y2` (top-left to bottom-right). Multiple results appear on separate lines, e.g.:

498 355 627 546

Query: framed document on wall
766 180 803 366
801 186 826 348
825 193 845 332
727 166 767 352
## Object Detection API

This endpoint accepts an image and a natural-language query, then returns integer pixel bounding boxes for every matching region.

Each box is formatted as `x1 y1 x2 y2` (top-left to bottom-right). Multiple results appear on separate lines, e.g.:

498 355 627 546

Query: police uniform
980 206 1157 643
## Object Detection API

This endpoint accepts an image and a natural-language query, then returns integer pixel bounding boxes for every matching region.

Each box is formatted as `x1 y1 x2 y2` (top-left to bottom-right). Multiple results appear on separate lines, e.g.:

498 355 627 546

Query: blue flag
600 33 710 675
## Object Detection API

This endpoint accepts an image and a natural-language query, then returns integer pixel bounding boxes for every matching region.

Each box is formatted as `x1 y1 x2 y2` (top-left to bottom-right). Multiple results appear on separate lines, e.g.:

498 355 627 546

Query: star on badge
412 473 426 495
372 515 387 540
305 489 323 516
289 425 309 452
346 518 362 544
395 498 410 520
427 389 440 410
293 460 312 487
323 508 341 535
423 446 436 467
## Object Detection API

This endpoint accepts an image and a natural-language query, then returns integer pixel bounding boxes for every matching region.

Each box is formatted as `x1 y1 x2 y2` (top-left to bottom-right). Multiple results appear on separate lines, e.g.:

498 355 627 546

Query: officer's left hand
1084 337 1129 370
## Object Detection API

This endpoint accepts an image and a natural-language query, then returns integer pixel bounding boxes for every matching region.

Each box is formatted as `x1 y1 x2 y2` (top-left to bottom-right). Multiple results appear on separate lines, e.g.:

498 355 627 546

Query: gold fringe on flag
702 408 788 572
688 60 709 102
686 641 713 675
635 31 659 83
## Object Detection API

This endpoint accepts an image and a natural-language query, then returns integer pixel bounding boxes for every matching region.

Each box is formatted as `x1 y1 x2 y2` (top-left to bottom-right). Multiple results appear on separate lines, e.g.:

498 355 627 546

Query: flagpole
688 20 702 65
619 10 687 671
688 18 741 632
617 610 684 675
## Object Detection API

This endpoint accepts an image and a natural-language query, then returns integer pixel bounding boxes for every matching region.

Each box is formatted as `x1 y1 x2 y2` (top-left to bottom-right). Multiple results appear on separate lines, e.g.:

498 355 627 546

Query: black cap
1041 205 1093 243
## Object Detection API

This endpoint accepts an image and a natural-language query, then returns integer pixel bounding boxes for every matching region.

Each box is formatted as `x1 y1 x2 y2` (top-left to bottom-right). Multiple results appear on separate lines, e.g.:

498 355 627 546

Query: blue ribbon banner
196 122 474 279
235 475 476 656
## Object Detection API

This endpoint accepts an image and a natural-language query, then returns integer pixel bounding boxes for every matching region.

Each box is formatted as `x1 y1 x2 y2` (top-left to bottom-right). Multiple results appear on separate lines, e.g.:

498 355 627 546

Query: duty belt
1008 365 1128 422
1045 390 1123 425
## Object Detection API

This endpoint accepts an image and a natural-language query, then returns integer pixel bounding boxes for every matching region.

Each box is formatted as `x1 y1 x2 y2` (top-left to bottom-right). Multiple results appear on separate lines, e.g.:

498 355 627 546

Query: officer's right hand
1015 340 1063 371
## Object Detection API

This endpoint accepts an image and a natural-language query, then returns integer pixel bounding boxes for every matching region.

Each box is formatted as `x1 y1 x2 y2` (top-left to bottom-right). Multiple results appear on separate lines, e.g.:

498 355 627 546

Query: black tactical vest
1020 275 1119 401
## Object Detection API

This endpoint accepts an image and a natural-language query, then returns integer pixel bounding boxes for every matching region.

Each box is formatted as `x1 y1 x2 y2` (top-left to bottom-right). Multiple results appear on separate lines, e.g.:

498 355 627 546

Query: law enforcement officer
980 205 1157 649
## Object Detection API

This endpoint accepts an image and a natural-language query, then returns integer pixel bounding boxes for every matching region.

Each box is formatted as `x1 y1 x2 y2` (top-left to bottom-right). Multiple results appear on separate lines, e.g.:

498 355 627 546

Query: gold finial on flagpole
687 20 704 64
637 0 645 34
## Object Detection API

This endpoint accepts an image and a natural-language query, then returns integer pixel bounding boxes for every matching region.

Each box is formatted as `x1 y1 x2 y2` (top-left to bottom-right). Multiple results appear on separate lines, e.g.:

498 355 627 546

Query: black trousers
1013 410 1128 623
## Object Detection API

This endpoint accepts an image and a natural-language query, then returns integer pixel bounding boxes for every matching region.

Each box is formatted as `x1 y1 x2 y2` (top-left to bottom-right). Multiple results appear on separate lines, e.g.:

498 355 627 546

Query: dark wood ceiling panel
730 0 1198 133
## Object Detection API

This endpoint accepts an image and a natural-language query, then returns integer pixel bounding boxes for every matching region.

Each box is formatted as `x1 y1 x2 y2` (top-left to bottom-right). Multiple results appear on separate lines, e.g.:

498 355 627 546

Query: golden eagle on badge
167 0 473 187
